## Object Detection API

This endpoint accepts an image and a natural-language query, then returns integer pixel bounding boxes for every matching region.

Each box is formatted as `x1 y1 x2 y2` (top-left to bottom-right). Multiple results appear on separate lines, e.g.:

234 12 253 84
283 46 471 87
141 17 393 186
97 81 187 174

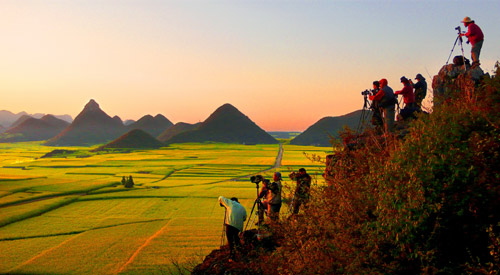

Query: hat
400 76 408 83
461 16 473 23
415 73 425 80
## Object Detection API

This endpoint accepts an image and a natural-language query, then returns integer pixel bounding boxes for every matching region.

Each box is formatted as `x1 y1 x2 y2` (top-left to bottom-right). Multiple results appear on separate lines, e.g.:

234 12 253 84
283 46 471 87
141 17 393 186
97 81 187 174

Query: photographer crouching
218 196 247 260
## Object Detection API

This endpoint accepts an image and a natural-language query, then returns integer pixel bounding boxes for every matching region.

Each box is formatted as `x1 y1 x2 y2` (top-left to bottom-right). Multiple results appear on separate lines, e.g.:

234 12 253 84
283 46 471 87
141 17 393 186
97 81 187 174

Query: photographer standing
370 81 384 129
267 172 283 221
257 172 283 223
290 168 312 214
369 78 396 133
413 74 427 111
257 179 270 225
218 196 247 259
395 77 417 120
460 16 484 67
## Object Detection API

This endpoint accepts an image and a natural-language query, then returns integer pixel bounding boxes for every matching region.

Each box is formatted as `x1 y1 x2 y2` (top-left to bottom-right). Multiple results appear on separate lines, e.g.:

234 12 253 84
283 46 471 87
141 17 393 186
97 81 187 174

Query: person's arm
369 89 385 101
218 196 231 208
258 186 268 198
464 26 472 38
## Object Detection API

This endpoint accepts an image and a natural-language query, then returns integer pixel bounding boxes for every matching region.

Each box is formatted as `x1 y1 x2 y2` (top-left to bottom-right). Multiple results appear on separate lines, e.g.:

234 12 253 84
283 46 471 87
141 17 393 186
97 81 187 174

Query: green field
0 142 332 274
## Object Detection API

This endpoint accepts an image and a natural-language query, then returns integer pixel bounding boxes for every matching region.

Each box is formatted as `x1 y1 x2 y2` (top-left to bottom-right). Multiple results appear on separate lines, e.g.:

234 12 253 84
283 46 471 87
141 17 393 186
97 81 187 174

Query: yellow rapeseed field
0 142 331 274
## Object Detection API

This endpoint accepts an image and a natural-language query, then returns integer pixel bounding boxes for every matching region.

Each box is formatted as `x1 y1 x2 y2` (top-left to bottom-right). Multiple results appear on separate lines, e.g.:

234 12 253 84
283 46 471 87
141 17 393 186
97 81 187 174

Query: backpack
453 55 471 67
379 86 397 108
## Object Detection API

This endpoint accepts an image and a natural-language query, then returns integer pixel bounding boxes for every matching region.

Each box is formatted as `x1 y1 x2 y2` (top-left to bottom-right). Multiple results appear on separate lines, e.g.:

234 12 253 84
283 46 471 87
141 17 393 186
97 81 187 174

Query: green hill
290 110 364 146
157 122 200 142
46 99 126 146
165 103 278 145
96 129 164 150
127 114 173 137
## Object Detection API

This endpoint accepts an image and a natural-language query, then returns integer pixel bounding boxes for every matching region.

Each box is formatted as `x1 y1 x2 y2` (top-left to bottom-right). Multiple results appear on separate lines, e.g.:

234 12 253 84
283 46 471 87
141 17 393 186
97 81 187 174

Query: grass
0 142 331 273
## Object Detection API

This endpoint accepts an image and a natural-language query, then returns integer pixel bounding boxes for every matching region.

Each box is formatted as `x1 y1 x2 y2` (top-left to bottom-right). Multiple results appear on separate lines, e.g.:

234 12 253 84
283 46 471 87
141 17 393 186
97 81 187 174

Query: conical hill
127 114 173 137
46 99 126 146
157 122 200 142
290 110 365 146
165 103 278 144
96 129 164 150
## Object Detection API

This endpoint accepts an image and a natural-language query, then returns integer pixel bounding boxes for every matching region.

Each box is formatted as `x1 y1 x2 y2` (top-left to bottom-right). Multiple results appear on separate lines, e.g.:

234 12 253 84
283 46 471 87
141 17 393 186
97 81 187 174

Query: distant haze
1 1 499 131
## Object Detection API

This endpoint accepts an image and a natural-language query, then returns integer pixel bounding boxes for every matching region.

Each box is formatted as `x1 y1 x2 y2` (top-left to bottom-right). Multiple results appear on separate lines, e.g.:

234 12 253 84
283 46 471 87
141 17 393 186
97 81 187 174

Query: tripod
220 208 227 246
446 29 466 71
244 182 262 234
357 94 373 134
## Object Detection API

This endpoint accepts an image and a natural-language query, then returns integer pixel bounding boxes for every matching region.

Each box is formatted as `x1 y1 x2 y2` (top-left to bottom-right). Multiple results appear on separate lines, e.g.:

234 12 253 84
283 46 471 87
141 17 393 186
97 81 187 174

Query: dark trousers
225 225 241 255
269 203 282 221
292 194 308 214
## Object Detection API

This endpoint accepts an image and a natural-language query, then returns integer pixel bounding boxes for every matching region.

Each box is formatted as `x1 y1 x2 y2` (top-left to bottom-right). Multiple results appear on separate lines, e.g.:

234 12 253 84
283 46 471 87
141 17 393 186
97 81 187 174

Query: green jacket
219 196 247 231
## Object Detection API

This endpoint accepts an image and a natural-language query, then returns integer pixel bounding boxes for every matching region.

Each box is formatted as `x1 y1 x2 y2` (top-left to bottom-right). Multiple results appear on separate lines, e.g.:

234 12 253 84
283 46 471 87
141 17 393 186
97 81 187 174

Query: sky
1 1 499 131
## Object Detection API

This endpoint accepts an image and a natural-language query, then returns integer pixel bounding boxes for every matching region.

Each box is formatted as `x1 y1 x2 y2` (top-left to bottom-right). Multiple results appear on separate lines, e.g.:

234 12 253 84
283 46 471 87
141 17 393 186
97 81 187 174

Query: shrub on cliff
262 63 500 274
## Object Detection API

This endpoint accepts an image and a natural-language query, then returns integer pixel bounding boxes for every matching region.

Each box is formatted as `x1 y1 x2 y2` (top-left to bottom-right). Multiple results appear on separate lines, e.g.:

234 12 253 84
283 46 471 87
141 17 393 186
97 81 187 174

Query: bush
260 63 500 274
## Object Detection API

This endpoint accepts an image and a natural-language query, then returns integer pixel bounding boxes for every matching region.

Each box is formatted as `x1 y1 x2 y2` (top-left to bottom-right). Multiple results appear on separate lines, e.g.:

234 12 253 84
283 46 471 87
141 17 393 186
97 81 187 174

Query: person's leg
386 106 395 132
293 198 302 214
471 40 483 66
226 225 234 254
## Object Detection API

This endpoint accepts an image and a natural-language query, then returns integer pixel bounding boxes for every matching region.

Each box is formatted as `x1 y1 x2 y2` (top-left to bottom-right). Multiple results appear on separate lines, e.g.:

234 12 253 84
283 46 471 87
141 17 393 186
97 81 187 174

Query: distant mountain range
1 100 365 147
0 110 72 127
268 131 301 139
164 103 278 145
290 110 365 146
0 115 70 143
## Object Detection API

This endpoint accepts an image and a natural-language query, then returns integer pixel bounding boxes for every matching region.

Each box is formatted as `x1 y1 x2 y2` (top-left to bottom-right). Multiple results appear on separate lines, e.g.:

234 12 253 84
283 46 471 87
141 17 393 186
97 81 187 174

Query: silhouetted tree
125 175 134 188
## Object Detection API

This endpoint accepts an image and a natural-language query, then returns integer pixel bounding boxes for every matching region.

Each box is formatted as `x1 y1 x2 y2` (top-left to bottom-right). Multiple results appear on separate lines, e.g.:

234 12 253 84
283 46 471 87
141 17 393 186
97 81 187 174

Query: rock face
127 114 173 137
96 129 164 150
157 122 200 143
432 58 485 107
165 103 278 144
290 110 364 146
46 99 126 146
0 115 70 142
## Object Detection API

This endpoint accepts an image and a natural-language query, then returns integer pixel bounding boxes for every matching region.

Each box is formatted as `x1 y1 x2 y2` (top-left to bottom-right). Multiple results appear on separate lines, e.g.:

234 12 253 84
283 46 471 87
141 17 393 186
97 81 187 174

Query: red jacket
465 23 484 45
395 84 415 104
369 89 384 101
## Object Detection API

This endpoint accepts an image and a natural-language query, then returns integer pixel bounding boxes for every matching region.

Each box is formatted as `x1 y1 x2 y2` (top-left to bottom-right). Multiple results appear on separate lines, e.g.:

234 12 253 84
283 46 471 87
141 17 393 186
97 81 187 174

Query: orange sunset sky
1 1 499 131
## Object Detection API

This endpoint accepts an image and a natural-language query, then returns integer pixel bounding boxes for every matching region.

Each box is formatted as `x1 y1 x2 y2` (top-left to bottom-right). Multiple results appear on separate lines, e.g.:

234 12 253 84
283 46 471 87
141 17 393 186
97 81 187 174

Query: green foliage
261 65 500 274
124 175 134 188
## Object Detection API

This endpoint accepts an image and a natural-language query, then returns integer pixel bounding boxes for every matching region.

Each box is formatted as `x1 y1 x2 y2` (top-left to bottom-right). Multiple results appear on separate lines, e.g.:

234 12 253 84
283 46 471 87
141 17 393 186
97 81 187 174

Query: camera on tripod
455 26 461 32
250 175 263 184
361 89 373 96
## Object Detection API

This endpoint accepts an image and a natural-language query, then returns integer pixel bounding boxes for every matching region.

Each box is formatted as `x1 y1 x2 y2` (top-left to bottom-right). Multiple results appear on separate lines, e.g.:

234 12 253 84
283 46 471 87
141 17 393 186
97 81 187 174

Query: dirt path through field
115 219 173 274
273 143 283 169
6 233 82 273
